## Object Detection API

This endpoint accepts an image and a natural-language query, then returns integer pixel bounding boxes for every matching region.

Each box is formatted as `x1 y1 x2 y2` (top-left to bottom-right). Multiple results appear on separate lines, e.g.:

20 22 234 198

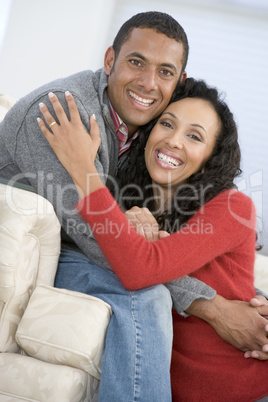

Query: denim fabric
55 249 173 402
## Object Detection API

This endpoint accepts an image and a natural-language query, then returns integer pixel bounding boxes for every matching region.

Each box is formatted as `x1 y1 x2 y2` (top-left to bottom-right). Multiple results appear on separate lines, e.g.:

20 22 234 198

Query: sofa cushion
16 285 112 379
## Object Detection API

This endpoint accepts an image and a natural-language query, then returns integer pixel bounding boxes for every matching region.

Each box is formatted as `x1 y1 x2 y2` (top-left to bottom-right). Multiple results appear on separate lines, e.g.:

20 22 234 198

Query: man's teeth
157 152 181 167
129 91 154 106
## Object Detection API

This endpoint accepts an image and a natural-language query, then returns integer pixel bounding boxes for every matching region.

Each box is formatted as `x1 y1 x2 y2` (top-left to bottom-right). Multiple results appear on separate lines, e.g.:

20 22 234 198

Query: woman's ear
104 46 115 76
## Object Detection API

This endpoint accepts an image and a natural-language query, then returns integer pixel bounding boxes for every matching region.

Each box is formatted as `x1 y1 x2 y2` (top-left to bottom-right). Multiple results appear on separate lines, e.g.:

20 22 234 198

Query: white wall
0 0 116 98
0 0 268 254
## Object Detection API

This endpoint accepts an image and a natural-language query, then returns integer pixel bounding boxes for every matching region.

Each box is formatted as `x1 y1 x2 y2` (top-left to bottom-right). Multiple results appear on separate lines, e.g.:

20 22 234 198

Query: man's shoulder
3 68 106 123
26 69 102 99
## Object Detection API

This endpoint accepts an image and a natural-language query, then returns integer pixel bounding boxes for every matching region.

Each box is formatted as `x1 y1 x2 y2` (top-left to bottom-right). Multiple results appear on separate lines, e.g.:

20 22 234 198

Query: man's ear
179 71 187 83
104 46 115 75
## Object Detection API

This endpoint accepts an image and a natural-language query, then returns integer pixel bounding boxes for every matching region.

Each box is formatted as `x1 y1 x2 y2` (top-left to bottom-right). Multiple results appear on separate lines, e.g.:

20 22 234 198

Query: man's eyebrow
127 52 178 72
162 112 207 134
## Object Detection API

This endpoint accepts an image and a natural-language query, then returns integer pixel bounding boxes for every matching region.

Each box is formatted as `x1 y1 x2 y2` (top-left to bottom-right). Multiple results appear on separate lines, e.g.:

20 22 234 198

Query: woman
37 78 268 402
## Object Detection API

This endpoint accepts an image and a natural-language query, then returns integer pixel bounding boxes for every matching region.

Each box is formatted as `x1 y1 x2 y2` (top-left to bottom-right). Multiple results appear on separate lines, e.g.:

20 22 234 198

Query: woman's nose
165 133 184 149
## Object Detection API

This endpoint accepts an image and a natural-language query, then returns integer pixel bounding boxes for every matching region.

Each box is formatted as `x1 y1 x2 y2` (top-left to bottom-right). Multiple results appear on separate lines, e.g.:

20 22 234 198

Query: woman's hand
37 91 103 197
125 206 170 241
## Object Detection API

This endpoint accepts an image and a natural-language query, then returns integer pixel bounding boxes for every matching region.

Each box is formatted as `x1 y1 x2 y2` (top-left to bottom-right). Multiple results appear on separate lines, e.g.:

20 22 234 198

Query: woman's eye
160 121 173 129
189 133 202 142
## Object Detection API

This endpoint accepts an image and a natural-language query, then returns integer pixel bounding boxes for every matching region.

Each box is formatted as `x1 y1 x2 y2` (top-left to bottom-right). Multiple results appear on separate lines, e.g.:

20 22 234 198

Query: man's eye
130 59 142 67
160 69 173 76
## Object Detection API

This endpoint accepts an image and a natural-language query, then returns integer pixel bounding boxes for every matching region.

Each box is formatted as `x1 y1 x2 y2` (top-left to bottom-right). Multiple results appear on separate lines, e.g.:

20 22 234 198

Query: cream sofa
0 182 112 401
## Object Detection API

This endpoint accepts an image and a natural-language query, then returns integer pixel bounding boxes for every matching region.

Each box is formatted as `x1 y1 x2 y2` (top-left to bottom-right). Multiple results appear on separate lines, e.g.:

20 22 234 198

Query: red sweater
77 188 268 402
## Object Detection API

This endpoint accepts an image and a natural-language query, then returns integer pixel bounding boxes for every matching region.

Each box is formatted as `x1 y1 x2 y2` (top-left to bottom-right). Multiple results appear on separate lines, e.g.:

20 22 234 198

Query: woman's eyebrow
191 123 207 135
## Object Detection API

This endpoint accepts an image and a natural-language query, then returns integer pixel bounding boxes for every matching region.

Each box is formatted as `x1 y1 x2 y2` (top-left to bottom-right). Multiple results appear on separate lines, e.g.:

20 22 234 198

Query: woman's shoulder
216 189 254 205
209 189 256 229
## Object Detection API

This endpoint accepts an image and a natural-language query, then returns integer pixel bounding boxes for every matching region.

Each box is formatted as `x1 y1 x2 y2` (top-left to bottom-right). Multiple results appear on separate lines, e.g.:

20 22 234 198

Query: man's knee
138 284 173 314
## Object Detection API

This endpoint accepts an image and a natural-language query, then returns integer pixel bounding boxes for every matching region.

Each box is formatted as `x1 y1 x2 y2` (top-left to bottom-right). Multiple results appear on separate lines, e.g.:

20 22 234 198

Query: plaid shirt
108 100 140 157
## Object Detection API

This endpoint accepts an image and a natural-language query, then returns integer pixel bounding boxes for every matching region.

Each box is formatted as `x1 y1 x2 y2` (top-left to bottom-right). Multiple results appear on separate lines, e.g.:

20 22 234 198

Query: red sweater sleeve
77 187 256 290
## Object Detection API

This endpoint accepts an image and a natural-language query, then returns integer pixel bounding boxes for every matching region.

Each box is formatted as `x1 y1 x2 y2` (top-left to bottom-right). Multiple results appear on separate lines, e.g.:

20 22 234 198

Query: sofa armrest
0 183 61 352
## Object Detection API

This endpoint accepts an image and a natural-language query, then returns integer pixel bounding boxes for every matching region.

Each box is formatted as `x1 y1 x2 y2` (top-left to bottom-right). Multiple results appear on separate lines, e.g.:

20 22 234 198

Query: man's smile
128 90 155 107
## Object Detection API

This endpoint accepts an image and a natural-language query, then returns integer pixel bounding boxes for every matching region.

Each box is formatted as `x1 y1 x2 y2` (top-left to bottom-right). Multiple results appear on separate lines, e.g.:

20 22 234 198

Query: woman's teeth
129 91 154 106
157 151 181 167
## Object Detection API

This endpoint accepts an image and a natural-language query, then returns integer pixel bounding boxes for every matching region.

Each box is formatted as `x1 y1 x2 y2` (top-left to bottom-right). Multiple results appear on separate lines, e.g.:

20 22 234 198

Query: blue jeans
55 249 173 402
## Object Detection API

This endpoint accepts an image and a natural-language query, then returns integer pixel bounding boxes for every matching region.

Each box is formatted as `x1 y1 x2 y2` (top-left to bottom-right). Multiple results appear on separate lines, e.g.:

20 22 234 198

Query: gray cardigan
0 68 216 313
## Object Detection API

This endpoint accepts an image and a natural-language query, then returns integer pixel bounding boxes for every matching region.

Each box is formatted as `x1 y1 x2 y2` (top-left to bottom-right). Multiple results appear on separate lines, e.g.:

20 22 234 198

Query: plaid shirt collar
108 99 140 157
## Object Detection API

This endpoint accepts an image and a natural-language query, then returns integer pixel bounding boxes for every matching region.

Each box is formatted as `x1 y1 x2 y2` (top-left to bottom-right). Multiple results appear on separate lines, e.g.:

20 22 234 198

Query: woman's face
144 97 220 192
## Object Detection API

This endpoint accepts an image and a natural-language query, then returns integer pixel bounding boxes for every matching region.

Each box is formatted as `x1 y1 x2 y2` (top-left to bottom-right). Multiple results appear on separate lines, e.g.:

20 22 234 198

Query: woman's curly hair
116 78 242 233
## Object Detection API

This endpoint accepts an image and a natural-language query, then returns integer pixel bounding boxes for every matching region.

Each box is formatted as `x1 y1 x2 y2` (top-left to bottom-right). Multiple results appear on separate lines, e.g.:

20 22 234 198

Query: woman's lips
155 149 183 168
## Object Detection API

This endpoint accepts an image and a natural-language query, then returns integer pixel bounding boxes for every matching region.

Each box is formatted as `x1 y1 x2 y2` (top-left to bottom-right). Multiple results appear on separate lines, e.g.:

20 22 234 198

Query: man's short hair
112 11 189 72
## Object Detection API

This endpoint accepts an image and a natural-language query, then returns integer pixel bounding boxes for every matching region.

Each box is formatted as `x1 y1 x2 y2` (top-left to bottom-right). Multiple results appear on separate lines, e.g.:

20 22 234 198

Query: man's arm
165 278 216 316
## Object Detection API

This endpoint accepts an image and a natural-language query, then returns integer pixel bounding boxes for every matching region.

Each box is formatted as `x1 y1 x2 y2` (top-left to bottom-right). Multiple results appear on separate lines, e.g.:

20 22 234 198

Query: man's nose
137 67 158 91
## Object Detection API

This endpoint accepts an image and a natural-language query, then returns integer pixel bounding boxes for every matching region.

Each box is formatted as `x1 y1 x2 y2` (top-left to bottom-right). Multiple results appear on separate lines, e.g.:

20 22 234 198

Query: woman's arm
77 186 255 289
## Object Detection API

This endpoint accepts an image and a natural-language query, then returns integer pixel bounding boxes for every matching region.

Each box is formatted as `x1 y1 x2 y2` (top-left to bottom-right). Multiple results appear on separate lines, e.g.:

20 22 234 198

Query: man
1 11 268 401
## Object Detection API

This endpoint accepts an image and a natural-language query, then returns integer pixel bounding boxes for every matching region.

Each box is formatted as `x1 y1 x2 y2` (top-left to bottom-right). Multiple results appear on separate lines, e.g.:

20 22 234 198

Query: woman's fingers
38 101 59 131
64 91 82 124
37 91 101 168
89 114 101 150
125 206 159 241
48 92 70 126
37 116 54 144
38 91 77 132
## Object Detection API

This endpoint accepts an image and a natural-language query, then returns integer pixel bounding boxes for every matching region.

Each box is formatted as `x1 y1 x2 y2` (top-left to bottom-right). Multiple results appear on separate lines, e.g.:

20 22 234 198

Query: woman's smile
155 149 184 169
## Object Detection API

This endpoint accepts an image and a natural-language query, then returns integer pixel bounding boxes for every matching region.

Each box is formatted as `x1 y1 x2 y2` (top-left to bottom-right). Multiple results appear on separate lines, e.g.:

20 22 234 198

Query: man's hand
186 294 268 355
243 295 268 360
125 206 169 241
249 294 268 319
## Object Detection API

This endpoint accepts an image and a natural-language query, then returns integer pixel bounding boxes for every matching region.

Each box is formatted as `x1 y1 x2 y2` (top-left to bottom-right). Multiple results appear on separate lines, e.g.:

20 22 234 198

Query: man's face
104 28 186 136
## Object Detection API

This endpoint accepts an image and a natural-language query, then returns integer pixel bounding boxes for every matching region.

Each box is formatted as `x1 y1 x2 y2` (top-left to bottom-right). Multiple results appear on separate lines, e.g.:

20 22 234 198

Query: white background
0 0 267 254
